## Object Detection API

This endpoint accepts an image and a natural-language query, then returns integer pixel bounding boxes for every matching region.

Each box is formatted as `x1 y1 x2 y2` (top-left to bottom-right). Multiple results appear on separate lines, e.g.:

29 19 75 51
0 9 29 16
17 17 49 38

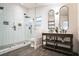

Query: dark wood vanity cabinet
42 33 75 55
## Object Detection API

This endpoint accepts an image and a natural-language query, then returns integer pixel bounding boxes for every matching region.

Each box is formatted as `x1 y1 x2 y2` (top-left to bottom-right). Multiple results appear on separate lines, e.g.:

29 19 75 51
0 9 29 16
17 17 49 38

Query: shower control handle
12 25 16 31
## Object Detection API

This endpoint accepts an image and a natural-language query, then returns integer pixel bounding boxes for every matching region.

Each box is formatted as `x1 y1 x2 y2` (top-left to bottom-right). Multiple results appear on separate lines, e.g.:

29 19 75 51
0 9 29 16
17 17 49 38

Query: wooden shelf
55 40 71 45
43 39 71 46
48 20 55 32
44 44 71 52
48 24 55 26
48 21 55 22
43 45 73 55
48 28 54 29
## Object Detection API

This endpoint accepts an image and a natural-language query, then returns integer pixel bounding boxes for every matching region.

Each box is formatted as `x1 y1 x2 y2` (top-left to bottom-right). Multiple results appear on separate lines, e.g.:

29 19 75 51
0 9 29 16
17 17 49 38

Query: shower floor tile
0 44 14 50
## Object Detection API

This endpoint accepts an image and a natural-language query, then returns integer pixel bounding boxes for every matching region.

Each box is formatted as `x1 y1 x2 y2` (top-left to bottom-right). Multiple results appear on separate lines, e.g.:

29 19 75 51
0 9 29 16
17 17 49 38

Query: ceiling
20 3 52 8
20 3 66 8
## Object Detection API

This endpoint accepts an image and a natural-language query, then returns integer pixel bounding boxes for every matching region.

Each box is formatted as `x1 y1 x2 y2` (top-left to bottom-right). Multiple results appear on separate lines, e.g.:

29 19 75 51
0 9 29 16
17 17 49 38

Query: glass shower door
24 18 33 41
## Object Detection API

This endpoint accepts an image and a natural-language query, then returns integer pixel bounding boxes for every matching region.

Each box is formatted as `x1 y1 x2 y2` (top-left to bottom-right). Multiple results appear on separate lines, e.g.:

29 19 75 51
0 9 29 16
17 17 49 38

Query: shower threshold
0 40 31 55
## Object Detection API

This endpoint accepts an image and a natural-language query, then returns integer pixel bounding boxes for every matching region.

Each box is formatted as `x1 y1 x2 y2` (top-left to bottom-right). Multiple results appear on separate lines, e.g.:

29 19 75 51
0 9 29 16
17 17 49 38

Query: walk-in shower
0 17 32 55
0 3 33 55
0 3 43 55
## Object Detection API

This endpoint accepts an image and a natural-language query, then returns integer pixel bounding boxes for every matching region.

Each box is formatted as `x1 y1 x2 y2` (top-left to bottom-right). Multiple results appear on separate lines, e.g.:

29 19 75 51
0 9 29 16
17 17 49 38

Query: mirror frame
59 5 69 33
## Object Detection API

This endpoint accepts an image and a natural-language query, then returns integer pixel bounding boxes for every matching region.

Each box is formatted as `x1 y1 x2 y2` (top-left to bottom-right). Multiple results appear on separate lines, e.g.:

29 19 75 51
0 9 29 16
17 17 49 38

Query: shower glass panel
0 3 31 54
24 18 33 41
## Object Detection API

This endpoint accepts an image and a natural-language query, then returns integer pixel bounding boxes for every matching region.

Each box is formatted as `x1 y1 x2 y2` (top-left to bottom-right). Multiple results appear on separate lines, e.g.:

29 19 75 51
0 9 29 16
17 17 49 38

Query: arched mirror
59 6 69 33
48 9 55 33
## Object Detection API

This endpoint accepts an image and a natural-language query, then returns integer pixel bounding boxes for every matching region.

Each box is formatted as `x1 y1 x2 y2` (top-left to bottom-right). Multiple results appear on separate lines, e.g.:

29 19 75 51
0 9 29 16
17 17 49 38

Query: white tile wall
0 3 28 46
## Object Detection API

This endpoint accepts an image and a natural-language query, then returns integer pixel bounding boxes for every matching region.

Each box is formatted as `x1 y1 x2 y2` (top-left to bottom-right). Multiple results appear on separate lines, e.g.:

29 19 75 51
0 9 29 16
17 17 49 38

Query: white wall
0 3 28 46
77 4 79 53
67 4 78 52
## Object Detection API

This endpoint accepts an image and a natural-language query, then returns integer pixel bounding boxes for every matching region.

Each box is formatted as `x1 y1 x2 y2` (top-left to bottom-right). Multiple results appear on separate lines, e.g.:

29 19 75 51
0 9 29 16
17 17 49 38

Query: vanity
42 33 74 55
42 5 74 55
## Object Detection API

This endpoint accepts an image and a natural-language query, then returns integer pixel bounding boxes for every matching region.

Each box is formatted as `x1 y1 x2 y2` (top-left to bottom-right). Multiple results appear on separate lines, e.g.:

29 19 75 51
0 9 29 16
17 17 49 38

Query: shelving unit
48 9 55 32
42 33 78 55
48 21 55 30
